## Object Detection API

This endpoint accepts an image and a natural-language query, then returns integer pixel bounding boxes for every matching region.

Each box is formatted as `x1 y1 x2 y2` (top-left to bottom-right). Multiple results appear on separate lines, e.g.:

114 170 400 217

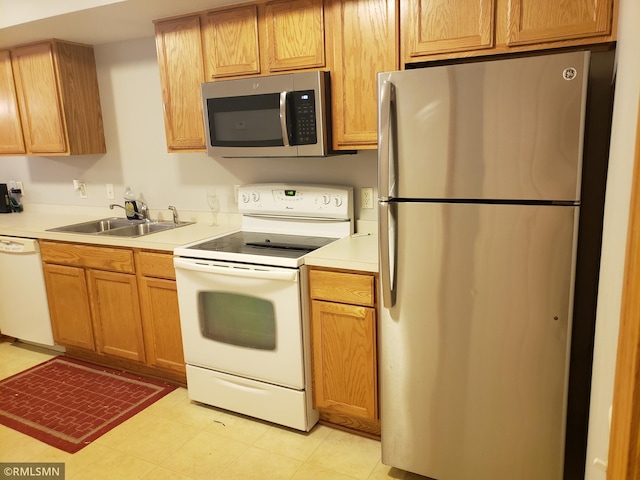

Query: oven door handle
174 257 298 282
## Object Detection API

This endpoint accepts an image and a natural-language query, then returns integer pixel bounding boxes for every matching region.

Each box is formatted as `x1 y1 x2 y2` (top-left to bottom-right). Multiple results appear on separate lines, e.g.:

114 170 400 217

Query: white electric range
173 183 353 431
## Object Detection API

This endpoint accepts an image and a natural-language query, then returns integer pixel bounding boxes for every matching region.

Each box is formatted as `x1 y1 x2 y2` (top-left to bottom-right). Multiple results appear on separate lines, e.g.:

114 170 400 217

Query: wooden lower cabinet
136 250 186 377
308 267 380 437
40 241 186 384
43 263 94 350
88 269 145 362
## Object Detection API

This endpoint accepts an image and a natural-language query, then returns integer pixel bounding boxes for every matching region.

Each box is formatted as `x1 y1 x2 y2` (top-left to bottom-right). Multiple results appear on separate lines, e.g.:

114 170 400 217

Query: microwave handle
280 91 290 147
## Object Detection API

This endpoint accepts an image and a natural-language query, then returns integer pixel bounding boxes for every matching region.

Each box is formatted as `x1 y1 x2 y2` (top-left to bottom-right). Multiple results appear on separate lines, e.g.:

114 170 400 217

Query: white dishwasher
0 236 55 347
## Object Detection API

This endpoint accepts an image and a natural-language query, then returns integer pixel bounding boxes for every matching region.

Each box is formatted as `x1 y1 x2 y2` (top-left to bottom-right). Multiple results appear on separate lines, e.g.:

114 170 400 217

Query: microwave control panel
290 90 317 145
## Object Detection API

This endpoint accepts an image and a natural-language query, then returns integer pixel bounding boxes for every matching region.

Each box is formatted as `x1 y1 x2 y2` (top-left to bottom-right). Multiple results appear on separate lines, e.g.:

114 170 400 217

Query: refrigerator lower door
379 202 578 480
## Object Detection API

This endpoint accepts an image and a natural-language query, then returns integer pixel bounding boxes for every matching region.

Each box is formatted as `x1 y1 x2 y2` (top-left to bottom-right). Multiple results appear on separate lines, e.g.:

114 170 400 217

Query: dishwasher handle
0 237 39 254
173 257 298 282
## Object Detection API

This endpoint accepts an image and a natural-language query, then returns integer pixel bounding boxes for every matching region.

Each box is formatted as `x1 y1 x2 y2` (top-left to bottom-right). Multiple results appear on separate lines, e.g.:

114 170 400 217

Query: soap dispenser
123 186 138 220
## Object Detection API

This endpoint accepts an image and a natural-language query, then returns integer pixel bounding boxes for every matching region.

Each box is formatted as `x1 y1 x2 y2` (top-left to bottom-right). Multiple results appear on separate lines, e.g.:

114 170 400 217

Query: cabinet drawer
136 250 176 280
40 240 134 273
309 269 375 307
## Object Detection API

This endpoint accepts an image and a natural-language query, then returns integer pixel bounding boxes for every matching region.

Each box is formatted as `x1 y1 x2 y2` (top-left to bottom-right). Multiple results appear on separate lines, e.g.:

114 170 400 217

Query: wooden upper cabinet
10 40 106 156
402 0 495 62
505 0 614 46
262 0 325 73
154 15 206 152
202 5 261 79
327 0 397 150
13 43 66 154
0 50 26 154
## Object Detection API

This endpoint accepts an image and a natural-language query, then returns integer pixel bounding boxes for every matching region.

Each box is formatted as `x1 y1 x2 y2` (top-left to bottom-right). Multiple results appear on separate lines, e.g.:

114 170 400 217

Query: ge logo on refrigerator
563 67 578 81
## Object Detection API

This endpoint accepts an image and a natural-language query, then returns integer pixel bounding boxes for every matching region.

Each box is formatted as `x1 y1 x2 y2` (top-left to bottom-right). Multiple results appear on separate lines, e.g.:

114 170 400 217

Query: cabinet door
43 263 94 350
311 299 378 420
401 0 495 61
328 0 397 150
0 50 25 154
11 42 67 154
138 276 185 375
88 269 145 362
154 16 206 152
263 0 325 73
202 5 261 79
506 0 613 45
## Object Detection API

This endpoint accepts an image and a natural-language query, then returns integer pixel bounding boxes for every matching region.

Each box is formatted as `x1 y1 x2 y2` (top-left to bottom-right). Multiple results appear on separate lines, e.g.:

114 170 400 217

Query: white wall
0 36 378 223
585 0 640 477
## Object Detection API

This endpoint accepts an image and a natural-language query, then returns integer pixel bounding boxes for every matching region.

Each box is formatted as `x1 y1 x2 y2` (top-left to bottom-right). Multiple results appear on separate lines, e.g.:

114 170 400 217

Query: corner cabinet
309 267 380 437
41 241 186 385
4 40 106 156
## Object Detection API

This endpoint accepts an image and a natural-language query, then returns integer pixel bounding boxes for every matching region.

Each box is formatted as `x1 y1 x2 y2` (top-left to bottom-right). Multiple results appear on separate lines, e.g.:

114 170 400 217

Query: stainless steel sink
47 217 193 237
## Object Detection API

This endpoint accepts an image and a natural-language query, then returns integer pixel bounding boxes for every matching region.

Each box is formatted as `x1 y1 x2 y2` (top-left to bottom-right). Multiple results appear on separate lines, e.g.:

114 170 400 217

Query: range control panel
238 184 353 220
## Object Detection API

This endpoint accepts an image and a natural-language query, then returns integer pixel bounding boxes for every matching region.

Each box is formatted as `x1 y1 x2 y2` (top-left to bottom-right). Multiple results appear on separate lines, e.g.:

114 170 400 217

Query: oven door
174 257 304 389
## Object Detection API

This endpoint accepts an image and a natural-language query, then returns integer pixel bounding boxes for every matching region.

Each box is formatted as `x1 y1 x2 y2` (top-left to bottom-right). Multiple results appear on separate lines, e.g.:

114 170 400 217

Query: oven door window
208 94 284 147
199 292 276 350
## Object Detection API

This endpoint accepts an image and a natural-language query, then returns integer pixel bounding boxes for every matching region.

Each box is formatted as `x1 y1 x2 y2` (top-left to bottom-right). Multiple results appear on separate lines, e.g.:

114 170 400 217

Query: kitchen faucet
168 205 179 225
109 201 150 220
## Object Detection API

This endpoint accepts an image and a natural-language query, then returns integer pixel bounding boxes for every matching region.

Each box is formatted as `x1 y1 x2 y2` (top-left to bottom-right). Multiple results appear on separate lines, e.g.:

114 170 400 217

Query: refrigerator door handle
378 80 395 201
379 200 396 308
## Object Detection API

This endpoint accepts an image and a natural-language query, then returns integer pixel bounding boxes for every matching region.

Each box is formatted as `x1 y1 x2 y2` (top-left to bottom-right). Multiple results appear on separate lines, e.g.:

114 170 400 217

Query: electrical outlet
106 183 115 200
15 181 24 195
79 183 88 199
361 187 374 209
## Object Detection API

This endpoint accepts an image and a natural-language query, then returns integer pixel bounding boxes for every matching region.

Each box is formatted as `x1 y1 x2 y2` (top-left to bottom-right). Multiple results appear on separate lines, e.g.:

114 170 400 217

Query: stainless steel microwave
201 71 332 157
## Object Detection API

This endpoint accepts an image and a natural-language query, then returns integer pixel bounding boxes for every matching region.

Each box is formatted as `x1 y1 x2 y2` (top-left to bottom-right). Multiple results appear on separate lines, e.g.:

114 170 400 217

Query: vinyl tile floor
0 340 427 480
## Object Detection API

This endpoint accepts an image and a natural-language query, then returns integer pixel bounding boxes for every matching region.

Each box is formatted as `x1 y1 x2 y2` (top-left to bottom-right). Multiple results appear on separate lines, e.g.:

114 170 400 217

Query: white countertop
304 232 378 273
0 206 379 272
0 206 240 251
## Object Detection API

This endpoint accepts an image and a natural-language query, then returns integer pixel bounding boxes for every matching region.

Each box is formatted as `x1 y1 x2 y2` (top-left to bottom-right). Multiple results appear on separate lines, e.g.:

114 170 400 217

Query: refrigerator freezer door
378 51 589 202
379 202 578 480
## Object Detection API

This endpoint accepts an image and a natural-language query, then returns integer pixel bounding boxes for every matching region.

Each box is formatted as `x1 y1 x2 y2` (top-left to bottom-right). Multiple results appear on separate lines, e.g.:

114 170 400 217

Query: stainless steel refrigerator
377 50 613 480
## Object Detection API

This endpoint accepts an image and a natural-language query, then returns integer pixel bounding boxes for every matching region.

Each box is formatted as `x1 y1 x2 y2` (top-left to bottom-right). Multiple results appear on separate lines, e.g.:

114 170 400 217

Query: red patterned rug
0 356 177 453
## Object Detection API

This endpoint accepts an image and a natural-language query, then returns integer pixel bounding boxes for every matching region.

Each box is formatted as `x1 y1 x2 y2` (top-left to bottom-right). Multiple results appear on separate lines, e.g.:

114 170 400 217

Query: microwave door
204 92 298 158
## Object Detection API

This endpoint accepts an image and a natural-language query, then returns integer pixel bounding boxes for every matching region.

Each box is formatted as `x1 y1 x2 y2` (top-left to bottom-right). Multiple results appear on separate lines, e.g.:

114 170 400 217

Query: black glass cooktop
186 231 338 260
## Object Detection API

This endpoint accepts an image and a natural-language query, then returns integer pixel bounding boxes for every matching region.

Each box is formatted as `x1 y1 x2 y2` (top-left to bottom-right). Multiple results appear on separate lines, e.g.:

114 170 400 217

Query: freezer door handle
379 201 396 307
378 80 395 201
